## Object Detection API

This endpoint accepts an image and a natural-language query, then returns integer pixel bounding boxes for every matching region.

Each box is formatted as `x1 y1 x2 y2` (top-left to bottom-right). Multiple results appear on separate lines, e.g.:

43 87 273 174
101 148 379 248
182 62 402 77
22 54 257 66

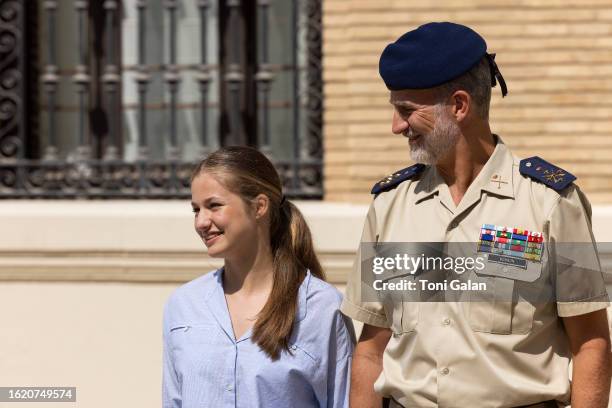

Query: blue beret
379 22 507 96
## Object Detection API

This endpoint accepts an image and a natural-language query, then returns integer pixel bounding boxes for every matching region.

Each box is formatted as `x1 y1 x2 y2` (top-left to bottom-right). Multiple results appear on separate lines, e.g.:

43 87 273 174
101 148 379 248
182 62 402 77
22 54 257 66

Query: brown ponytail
191 146 325 360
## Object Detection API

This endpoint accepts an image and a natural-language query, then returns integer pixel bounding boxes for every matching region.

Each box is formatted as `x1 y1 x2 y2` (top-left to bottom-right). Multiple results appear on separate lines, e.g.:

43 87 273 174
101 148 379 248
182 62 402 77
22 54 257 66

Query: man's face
390 89 461 165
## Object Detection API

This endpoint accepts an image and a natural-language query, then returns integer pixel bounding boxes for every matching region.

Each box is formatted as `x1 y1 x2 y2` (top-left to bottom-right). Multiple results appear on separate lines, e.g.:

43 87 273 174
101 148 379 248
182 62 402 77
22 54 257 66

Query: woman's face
191 173 259 259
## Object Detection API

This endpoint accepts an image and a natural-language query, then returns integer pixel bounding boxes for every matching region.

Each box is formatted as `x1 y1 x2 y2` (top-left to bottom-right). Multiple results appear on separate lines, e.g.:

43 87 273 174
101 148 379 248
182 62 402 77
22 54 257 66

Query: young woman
162 146 353 408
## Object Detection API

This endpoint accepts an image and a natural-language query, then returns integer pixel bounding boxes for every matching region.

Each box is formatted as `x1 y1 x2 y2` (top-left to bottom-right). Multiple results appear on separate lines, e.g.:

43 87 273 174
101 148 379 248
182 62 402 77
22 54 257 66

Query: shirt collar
208 267 311 329
414 165 443 204
478 135 515 199
414 134 515 204
295 270 311 322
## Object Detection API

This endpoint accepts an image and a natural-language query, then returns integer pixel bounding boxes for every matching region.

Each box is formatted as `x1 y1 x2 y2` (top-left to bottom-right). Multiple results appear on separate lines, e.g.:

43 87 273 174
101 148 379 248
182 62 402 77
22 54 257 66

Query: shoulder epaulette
371 163 427 195
519 156 576 191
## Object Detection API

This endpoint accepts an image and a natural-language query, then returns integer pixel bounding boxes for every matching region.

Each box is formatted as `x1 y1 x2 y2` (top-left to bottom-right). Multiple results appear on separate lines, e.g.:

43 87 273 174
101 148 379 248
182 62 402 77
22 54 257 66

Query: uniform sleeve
340 202 390 328
162 301 182 408
326 312 355 408
548 185 610 317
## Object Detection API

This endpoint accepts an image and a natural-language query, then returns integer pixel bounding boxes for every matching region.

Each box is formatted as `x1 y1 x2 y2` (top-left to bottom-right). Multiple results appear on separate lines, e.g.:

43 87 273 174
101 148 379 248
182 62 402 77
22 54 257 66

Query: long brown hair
191 146 325 359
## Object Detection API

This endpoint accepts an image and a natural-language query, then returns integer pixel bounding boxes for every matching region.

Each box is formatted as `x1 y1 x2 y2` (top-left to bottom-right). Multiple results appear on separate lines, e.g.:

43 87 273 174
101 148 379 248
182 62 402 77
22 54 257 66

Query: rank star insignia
380 172 400 185
542 169 565 184
370 163 427 195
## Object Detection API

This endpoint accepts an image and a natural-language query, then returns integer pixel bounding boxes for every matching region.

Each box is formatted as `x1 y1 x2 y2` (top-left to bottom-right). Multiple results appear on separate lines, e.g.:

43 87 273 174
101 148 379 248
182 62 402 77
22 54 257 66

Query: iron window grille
0 0 323 198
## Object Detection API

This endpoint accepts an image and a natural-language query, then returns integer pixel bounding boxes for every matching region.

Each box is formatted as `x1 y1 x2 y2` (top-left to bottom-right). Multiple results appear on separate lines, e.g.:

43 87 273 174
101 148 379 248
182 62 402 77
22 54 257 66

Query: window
0 0 322 198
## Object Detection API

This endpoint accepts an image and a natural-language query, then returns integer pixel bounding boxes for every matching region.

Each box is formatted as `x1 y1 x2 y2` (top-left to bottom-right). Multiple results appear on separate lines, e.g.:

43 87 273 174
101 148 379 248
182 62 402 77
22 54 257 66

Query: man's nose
391 110 409 135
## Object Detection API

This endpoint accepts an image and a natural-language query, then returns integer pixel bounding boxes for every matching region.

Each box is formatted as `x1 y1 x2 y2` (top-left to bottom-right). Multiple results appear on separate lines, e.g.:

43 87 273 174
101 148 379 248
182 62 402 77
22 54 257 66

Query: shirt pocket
169 324 221 348
465 259 543 335
169 324 226 378
381 273 420 335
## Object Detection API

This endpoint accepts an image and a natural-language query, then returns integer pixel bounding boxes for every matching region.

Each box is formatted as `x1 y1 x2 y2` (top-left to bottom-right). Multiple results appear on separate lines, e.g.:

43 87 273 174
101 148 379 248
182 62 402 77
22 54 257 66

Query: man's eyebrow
389 100 418 108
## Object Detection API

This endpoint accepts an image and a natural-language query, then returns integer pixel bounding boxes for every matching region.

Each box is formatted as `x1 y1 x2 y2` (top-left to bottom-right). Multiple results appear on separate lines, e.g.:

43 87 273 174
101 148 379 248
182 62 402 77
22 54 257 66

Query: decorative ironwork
197 0 212 157
0 0 25 161
280 0 323 198
255 0 272 155
135 0 150 161
73 0 91 160
41 0 58 161
164 0 181 161
299 0 323 197
1 0 324 199
224 0 244 144
102 0 120 160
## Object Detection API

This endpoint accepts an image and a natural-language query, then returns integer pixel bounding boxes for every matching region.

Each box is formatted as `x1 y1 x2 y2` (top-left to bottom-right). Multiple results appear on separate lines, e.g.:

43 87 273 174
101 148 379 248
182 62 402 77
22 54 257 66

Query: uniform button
441 367 449 375
442 318 451 326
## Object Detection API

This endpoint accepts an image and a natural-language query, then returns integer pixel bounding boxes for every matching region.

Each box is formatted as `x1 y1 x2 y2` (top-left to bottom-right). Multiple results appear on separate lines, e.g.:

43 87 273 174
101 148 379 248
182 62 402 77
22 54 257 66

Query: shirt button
290 345 298 351
442 318 451 326
441 367 450 375
226 385 233 391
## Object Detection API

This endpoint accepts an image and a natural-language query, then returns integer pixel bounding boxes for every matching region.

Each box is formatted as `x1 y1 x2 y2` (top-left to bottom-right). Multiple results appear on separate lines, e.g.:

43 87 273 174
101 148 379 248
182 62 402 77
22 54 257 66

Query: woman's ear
253 194 270 219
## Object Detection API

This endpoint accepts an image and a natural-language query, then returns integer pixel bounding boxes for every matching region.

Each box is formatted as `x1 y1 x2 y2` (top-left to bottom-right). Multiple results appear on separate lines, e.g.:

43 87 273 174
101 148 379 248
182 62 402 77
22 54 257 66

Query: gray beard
409 104 461 165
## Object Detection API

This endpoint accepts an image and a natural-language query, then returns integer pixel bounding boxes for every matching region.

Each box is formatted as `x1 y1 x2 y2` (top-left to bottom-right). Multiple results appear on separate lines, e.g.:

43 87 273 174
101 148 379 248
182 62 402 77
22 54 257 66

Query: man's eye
192 208 199 213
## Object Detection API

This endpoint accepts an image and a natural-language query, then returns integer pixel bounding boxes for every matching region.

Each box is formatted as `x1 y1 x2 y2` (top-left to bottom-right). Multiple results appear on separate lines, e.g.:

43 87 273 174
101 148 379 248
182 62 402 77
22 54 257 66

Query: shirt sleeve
548 185 610 317
162 301 182 408
340 202 390 328
326 312 355 408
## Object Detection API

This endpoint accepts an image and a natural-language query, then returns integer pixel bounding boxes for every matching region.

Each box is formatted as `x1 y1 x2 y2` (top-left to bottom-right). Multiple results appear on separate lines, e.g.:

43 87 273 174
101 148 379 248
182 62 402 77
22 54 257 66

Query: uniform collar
414 134 515 205
478 135 515 199
414 165 443 204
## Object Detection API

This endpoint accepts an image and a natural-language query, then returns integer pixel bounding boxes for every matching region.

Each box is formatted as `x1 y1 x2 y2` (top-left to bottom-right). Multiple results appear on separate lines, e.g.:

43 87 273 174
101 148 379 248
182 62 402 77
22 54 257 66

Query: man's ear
451 90 470 122
253 194 270 219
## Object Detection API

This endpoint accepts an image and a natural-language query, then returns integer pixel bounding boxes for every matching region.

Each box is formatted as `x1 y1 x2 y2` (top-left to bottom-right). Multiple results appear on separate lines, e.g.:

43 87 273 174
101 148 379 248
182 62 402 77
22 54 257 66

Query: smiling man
341 22 611 408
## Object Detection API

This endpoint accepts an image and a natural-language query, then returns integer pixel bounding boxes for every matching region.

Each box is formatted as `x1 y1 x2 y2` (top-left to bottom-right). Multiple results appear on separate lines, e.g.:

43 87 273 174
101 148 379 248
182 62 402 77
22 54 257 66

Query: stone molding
0 201 366 283
2 201 612 283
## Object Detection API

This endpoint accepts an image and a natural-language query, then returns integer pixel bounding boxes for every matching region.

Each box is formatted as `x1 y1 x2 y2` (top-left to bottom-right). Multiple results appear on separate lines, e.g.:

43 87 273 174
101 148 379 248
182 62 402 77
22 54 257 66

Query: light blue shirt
162 269 354 408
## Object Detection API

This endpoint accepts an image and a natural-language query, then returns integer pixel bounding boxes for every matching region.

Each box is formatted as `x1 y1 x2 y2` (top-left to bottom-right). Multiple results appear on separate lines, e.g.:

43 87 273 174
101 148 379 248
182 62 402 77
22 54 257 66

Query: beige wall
323 0 612 203
0 282 176 408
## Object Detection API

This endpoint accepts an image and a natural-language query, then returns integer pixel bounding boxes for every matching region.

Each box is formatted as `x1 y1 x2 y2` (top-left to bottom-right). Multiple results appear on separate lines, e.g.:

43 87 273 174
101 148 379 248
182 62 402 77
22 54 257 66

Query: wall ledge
2 201 611 283
0 201 367 283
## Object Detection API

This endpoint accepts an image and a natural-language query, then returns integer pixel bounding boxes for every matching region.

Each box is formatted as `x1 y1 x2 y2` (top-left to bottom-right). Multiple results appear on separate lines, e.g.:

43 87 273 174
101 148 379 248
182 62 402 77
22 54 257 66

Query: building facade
1 1 612 406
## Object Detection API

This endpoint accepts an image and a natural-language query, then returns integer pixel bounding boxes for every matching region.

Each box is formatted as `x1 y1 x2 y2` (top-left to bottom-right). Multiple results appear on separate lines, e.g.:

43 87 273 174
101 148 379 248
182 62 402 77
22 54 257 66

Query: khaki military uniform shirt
341 137 609 408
